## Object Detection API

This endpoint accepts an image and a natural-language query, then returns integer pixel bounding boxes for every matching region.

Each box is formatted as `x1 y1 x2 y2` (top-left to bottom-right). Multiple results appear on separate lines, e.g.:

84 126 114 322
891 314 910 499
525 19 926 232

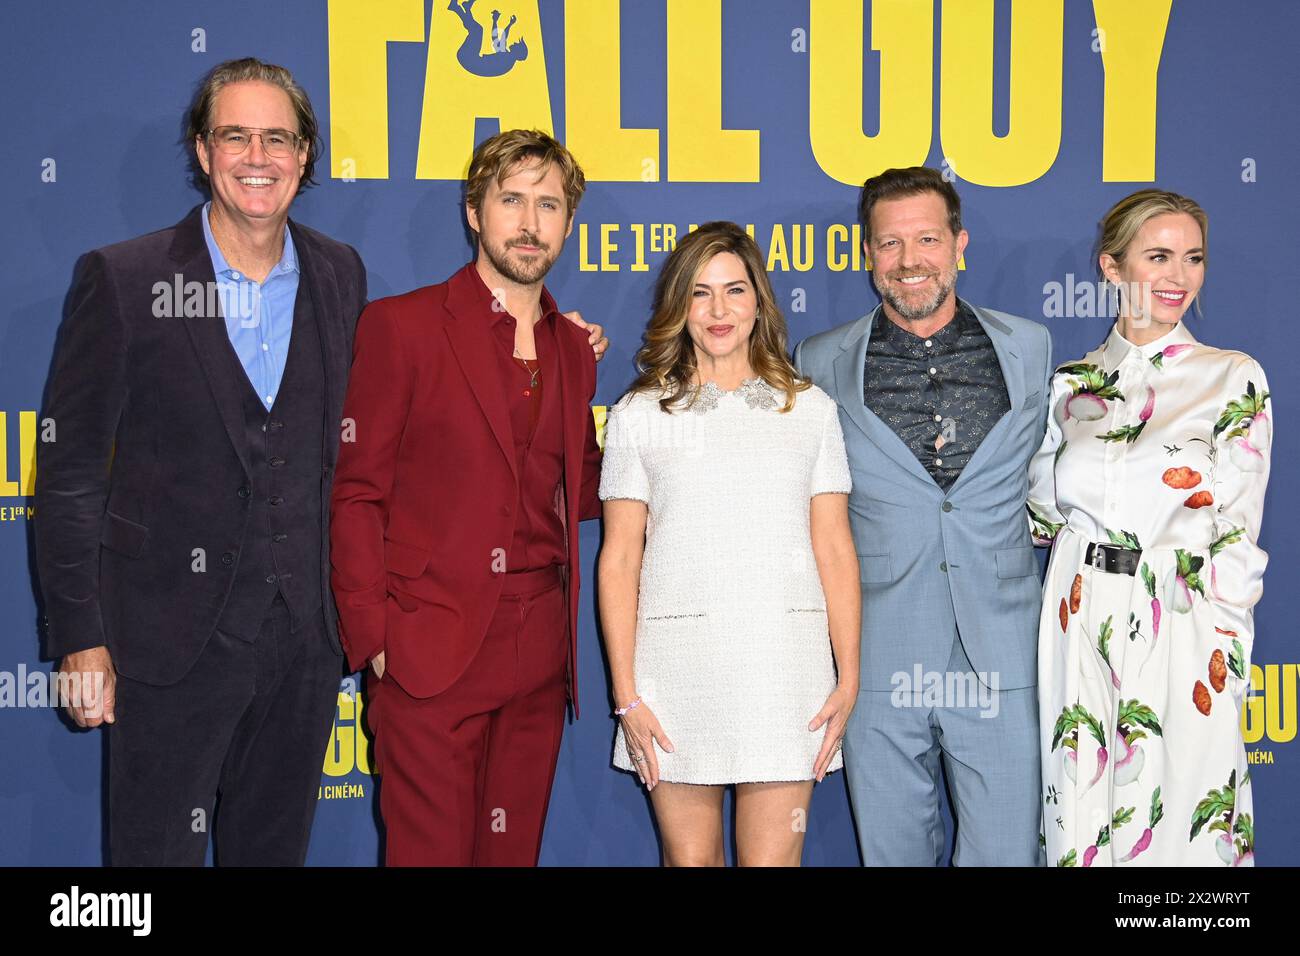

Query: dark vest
216 284 326 640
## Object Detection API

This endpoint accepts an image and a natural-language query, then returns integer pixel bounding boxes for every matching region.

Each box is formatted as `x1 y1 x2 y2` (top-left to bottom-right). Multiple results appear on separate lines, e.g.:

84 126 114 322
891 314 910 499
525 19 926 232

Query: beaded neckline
688 377 778 414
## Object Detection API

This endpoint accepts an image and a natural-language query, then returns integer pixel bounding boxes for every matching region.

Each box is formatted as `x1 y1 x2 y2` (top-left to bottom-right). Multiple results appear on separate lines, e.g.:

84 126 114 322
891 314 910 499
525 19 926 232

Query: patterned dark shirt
863 300 1009 490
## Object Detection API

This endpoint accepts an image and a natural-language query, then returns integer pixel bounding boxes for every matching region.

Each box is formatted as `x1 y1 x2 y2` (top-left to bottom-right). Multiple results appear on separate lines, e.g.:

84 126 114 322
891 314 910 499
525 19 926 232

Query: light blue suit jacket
795 300 1053 691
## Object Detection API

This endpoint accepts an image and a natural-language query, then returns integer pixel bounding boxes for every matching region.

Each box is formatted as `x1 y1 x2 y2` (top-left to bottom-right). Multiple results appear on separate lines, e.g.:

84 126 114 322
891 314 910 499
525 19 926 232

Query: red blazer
330 264 602 711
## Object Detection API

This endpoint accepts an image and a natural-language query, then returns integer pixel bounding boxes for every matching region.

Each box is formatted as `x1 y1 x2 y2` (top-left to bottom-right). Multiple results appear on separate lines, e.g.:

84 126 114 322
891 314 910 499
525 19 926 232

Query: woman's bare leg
734 781 815 867
648 781 727 867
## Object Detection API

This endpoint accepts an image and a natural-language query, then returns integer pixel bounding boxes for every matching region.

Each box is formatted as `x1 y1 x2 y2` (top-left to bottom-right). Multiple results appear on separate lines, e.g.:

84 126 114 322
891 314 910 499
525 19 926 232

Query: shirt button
270 456 285 467
265 395 274 404
940 561 948 572
237 486 250 499
523 389 531 397
231 272 241 280
221 551 235 565
935 457 944 467
266 574 278 584
925 340 933 348
270 496 283 506
928 367 937 375
262 343 269 351
273 533 288 543
942 501 953 513
933 414 942 423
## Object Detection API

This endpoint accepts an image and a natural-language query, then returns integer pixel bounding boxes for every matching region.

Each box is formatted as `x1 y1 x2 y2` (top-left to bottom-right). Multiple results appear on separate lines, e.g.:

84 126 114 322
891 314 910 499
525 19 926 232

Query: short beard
877 264 959 321
480 232 558 286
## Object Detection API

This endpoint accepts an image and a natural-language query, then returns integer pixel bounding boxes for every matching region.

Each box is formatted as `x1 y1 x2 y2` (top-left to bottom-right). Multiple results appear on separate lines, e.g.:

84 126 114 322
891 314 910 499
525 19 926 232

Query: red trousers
368 568 569 866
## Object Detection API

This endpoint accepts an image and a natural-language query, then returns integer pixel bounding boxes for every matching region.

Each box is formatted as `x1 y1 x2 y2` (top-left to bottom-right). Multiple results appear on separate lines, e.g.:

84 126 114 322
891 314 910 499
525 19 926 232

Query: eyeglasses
206 126 304 158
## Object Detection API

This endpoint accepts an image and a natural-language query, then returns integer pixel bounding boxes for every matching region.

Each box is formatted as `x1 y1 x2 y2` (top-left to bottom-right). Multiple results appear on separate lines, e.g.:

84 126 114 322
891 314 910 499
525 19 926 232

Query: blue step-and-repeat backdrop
1 0 1296 865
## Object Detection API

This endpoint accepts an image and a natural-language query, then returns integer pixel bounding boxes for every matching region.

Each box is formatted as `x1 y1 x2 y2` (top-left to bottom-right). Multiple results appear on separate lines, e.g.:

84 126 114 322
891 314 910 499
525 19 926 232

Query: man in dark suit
330 129 603 866
34 58 369 866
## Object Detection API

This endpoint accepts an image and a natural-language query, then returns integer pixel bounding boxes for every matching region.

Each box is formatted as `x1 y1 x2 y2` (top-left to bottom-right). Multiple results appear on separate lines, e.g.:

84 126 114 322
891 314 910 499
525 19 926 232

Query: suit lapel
291 221 347 467
443 270 518 482
172 206 254 477
553 322 581 548
946 300 1026 496
833 306 937 487
555 323 588 519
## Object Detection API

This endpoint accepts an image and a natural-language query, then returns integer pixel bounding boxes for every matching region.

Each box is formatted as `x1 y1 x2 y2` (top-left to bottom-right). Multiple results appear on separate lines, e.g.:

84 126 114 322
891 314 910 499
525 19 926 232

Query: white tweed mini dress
599 378 852 784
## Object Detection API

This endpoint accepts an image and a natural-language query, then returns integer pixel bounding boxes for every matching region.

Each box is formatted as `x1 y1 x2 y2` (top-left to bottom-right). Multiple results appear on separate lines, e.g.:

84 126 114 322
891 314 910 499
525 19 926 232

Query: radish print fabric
1027 320 1270 866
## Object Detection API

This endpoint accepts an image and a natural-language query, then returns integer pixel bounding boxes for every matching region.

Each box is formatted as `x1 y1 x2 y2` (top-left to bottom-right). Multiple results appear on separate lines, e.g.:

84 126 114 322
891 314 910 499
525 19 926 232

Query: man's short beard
481 234 558 286
878 266 958 321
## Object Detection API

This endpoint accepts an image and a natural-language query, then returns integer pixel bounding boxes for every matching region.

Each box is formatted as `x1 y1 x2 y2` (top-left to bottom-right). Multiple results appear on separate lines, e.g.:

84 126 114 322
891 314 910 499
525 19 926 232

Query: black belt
1084 542 1141 576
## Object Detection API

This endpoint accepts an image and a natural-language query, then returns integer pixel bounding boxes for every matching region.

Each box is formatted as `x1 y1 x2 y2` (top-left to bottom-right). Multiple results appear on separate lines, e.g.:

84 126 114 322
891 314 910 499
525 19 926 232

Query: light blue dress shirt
201 202 299 411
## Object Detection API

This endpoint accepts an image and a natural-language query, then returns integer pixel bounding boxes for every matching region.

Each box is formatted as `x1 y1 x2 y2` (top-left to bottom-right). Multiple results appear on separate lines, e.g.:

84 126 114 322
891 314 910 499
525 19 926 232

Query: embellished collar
687 377 778 414
1100 319 1199 369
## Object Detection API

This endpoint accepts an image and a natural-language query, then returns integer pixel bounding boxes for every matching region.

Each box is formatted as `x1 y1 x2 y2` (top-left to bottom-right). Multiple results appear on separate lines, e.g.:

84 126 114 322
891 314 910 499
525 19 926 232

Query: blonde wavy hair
630 221 809 414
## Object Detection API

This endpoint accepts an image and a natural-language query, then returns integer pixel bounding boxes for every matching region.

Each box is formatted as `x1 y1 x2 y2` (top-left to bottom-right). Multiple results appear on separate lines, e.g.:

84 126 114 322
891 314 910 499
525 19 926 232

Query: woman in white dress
597 221 861 866
1029 190 1272 866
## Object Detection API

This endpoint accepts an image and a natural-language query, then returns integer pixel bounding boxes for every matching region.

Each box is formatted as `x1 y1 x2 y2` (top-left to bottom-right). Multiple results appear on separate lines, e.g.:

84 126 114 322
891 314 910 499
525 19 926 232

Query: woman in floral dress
1029 190 1272 866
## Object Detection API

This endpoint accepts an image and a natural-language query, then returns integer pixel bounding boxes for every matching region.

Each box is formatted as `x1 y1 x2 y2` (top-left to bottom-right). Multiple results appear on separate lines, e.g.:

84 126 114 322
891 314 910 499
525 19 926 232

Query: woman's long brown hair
630 221 810 413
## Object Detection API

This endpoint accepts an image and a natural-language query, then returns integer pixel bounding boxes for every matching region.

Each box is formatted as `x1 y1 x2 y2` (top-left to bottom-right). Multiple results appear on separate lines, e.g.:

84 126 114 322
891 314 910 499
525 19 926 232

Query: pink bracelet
614 696 642 717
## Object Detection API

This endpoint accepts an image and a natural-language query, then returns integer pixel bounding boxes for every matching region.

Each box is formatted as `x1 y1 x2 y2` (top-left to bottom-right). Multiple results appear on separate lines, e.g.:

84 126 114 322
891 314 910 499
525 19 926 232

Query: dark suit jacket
35 205 367 684
329 265 602 712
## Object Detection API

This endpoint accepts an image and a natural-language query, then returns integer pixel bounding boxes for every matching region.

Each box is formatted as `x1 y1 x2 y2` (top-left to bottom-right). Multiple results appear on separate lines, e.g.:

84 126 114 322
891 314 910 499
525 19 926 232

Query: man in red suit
330 129 605 866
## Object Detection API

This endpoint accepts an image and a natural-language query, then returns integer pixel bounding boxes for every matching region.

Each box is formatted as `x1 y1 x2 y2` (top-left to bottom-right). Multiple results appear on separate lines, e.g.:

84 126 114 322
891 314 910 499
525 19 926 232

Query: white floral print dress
1028 320 1271 866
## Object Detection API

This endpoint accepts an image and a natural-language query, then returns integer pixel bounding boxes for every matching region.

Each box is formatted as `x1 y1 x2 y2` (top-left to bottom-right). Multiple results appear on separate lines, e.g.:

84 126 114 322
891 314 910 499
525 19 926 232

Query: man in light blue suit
794 168 1051 866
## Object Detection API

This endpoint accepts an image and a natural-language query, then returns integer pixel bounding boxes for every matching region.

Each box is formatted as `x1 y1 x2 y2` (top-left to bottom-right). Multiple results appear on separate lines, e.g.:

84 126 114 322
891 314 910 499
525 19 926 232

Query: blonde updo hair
1097 189 1209 316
